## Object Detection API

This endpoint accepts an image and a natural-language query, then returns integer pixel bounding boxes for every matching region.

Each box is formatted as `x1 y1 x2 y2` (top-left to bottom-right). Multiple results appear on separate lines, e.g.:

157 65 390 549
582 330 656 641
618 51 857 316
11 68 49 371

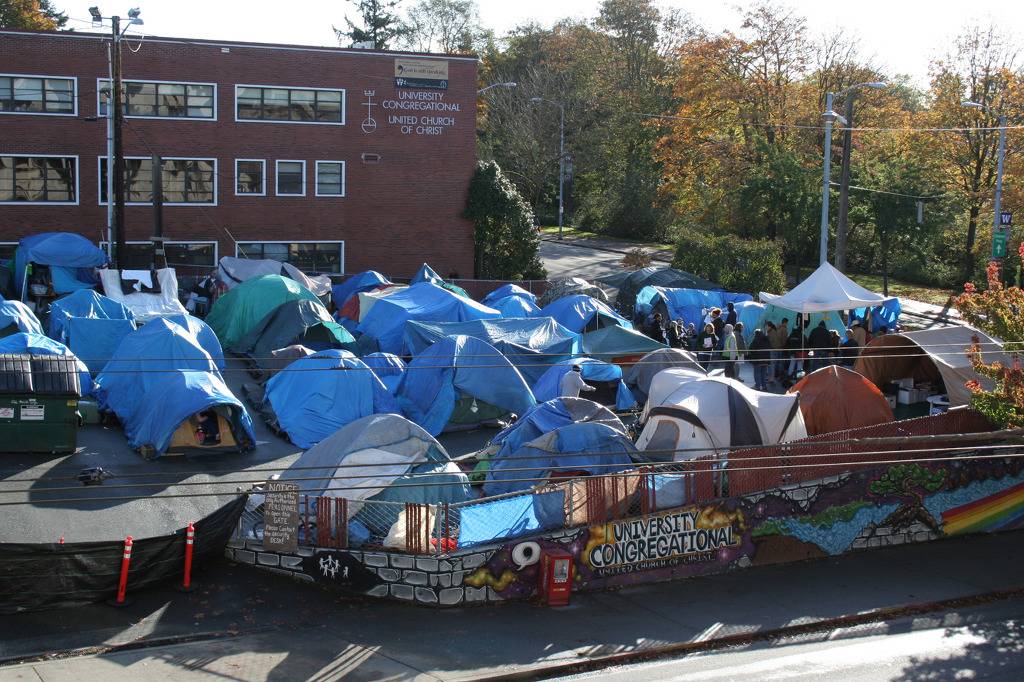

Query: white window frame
234 240 345 275
275 160 306 197
0 154 79 205
234 158 266 197
314 160 346 198
100 240 219 267
0 74 78 117
97 156 218 206
95 77 217 121
234 84 346 126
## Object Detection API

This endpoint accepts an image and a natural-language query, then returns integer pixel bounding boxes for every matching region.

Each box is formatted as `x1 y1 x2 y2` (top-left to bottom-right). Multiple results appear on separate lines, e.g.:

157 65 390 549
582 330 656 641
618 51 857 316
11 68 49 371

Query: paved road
539 239 626 282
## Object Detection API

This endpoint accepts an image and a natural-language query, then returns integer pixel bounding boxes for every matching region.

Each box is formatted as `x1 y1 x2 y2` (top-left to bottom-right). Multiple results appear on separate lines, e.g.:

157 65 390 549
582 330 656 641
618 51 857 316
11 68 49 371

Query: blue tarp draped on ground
357 283 500 355
68 318 136 374
535 295 631 334
264 349 398 449
635 286 754 329
483 422 638 496
490 295 541 318
531 358 637 410
851 298 902 333
0 332 93 395
0 300 44 335
361 352 406 394
403 317 580 384
482 284 537 305
15 232 108 295
331 270 390 308
164 314 226 370
48 290 135 343
397 335 536 436
457 491 566 548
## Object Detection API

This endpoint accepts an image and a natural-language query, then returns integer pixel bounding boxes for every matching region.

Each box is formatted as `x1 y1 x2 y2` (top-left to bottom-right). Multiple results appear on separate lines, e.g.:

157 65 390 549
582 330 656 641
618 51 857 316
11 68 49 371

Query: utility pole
111 14 126 270
818 92 838 266
557 102 564 240
835 94 856 273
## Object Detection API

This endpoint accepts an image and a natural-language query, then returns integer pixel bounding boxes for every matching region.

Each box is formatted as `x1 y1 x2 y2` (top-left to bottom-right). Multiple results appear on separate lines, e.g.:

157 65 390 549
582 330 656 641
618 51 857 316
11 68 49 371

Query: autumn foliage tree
0 0 67 29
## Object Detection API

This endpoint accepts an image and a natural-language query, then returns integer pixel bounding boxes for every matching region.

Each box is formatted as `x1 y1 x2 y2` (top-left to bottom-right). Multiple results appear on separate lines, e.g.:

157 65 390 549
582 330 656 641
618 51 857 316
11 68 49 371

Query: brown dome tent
787 365 893 436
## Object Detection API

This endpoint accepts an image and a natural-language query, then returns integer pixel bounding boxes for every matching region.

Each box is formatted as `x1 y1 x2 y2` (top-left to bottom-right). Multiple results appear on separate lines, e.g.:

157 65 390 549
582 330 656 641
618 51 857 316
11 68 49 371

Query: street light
818 93 847 265
834 81 886 272
477 82 516 95
530 96 566 240
963 100 1008 263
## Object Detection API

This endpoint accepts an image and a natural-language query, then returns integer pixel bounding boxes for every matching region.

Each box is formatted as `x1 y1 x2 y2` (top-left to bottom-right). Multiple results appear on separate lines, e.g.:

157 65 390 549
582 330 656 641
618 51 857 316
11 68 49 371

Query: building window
0 242 17 264
235 85 345 124
0 155 77 204
99 79 215 119
0 75 76 115
236 241 344 274
99 157 216 205
101 241 218 268
235 159 265 196
315 161 345 197
275 160 305 196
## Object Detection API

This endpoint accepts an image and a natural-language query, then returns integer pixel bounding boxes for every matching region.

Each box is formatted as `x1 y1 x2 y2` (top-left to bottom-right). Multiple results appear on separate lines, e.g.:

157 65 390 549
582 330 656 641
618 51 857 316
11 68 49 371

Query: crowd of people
636 303 891 392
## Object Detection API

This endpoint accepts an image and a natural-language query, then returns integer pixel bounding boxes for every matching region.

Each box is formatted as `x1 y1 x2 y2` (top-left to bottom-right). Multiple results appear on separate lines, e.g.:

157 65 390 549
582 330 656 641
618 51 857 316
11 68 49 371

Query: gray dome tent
612 267 723 316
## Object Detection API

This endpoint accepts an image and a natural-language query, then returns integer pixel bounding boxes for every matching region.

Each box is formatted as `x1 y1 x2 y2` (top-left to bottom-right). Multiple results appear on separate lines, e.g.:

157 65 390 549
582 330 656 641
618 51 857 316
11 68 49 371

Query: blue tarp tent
362 352 406 393
48 289 135 343
357 283 500 354
15 232 108 295
0 300 44 335
490 295 541 318
165 314 226 370
483 422 638 496
263 349 398 449
635 286 754 329
411 263 444 285
531 358 637 410
735 301 766 343
331 270 390 308
68 318 135 374
536 294 631 334
397 335 536 436
482 284 536 306
851 298 902 333
403 317 580 384
0 332 93 395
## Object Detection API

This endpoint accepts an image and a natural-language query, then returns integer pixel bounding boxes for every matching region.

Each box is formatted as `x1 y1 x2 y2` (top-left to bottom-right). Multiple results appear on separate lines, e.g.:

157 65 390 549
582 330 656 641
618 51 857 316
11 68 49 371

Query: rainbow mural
941 480 1024 535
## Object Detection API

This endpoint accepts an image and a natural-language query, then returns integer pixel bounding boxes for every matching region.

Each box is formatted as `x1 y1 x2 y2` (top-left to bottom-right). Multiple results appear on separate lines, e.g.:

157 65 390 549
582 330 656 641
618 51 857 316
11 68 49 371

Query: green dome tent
205 274 320 349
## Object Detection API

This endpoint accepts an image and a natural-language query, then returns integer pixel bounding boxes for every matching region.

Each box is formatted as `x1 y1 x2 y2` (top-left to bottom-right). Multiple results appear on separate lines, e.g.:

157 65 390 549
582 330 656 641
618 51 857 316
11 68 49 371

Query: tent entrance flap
165 405 245 456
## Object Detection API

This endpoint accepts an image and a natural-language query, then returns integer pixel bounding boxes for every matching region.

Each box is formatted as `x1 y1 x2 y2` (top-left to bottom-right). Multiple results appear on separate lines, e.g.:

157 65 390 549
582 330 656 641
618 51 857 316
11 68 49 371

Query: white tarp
759 262 889 313
100 268 187 322
217 256 331 298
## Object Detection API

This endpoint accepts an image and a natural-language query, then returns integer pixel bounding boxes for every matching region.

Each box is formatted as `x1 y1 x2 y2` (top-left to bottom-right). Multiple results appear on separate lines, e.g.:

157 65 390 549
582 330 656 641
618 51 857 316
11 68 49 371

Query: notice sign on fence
263 481 299 553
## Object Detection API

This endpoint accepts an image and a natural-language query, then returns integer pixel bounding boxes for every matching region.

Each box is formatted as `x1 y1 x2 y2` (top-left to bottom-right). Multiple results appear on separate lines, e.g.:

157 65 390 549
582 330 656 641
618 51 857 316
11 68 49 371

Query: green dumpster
0 354 81 454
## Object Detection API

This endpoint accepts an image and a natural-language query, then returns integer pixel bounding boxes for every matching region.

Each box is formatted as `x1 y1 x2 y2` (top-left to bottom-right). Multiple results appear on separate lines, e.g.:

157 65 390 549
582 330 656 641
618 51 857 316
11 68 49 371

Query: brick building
0 29 478 279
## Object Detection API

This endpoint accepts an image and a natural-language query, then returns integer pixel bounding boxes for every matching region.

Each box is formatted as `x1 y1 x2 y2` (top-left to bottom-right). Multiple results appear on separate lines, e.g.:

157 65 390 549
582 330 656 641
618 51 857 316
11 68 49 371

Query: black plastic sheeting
0 496 245 613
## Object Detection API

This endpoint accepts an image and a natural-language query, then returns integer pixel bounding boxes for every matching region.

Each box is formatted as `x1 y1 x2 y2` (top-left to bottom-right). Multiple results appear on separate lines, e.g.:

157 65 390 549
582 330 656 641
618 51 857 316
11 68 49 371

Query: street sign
1000 211 1013 226
992 229 1009 259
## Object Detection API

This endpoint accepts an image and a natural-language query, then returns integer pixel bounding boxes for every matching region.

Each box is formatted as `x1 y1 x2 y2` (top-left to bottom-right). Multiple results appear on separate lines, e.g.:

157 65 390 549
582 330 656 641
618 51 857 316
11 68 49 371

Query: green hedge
672 228 785 296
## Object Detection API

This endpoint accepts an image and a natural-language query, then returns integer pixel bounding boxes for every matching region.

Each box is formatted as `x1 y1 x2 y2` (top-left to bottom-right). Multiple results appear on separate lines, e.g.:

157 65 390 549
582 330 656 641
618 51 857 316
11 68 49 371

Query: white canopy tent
759 262 889 313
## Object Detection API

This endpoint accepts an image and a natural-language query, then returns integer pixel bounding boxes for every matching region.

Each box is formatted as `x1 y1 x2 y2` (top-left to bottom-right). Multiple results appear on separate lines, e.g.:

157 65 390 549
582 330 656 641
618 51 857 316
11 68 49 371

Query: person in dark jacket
666 319 682 348
645 312 668 344
807 320 832 372
696 323 718 371
748 328 773 390
725 301 737 327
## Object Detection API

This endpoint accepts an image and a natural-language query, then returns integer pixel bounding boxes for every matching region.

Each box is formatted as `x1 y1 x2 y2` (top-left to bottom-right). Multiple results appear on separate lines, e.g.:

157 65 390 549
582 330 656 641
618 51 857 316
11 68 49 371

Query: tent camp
536 294 631 334
609 267 723 316
0 300 44 337
788 365 894 435
403 317 580 384
338 285 405 324
254 349 398 449
230 299 355 368
14 232 107 297
623 348 705 404
531 358 637 410
357 283 500 355
634 286 753 329
331 270 391 309
279 414 473 543
637 372 806 459
490 295 541 317
853 326 1009 407
537 277 609 306
851 298 902 334
482 284 537 306
759 304 849 343
760 262 889 313
99 268 188 321
48 290 135 343
0 333 93 395
361 352 406 393
411 263 470 297
163 314 225 371
483 422 638 496
580 324 666 365
95 318 254 457
216 256 332 298
397 335 536 436
205 275 321 350
734 301 766 343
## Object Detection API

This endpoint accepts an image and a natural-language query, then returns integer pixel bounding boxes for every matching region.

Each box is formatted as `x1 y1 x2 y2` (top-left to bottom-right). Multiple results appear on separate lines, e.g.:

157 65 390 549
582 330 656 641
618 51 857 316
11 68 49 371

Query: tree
869 463 946 531
464 161 546 280
402 0 483 54
0 0 67 29
334 0 407 49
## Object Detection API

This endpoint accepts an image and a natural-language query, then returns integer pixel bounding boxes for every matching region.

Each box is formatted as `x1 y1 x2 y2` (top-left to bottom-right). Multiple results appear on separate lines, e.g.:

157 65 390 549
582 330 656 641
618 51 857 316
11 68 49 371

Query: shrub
621 248 652 269
671 227 785 295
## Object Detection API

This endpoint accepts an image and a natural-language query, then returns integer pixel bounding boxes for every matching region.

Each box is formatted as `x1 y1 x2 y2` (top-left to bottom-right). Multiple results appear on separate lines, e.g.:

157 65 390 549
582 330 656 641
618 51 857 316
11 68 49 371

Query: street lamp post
530 97 565 240
835 81 886 273
818 92 845 266
963 100 1008 263
477 82 516 95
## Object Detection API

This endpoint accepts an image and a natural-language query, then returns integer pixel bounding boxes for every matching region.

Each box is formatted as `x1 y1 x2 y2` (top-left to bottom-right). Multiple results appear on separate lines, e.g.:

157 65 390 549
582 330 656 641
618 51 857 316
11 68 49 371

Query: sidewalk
2 531 1023 681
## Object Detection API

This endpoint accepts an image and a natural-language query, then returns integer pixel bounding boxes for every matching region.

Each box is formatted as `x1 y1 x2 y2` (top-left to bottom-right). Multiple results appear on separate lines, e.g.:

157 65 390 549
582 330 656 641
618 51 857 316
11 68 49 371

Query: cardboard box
898 389 913 405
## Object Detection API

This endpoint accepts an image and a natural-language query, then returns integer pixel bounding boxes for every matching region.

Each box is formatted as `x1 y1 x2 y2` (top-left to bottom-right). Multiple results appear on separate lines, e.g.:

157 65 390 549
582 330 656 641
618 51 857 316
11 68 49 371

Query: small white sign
0 408 14 419
20 405 44 421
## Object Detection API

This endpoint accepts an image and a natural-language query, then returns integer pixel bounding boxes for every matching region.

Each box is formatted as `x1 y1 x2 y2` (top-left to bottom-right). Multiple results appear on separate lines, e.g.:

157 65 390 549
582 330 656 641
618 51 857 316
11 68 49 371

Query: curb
470 587 1024 681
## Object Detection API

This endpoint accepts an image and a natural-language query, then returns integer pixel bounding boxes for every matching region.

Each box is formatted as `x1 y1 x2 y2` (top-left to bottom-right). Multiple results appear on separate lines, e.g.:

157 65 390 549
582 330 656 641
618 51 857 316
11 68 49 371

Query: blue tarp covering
68 318 135 374
491 295 541 318
635 286 754 329
397 335 536 436
0 300 44 335
411 263 444 285
531 358 637 410
264 349 398 449
361 352 406 393
851 298 902 333
403 317 580 384
165 314 226 370
356 460 474 535
48 289 135 343
15 232 108 295
482 284 537 305
735 301 766 343
95 318 254 455
759 304 848 342
50 266 97 294
535 294 631 334
0 332 93 395
483 422 638 496
457 491 566 548
357 283 500 355
331 270 390 308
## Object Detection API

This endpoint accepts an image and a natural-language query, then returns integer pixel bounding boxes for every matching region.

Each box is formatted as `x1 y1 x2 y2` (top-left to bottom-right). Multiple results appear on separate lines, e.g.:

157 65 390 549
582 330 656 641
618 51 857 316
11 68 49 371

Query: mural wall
226 451 1024 606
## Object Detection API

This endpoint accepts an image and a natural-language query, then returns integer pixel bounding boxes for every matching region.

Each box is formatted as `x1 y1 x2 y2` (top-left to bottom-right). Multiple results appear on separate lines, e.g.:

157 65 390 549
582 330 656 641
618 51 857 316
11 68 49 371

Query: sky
61 0 1021 85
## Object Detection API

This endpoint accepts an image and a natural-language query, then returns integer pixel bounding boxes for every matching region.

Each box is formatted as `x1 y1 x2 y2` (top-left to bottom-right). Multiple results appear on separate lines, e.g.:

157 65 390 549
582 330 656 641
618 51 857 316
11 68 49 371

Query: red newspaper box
539 549 574 606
